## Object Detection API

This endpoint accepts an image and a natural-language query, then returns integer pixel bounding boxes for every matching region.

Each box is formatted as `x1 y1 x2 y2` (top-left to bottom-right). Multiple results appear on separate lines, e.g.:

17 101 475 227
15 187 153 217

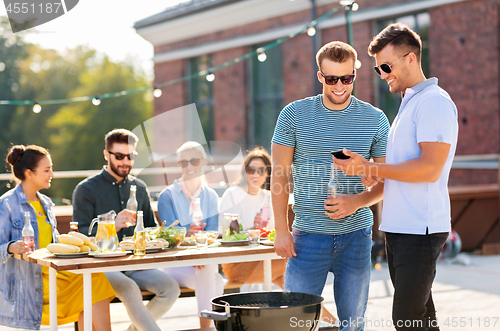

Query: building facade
135 0 500 186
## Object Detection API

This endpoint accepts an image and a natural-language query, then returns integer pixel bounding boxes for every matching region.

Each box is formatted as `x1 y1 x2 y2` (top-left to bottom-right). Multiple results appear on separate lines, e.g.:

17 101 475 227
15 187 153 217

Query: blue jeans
386 231 448 331
284 227 372 331
105 269 180 331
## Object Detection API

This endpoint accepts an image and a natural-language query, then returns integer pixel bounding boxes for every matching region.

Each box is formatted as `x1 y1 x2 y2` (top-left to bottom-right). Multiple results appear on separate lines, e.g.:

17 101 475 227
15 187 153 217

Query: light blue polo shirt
272 95 390 235
380 78 458 235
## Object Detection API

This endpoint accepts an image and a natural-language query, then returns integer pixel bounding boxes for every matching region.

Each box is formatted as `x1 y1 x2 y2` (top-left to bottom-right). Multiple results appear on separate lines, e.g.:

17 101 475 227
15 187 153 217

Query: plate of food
220 238 251 246
259 239 274 246
181 235 197 246
220 232 251 246
89 250 130 258
53 252 90 258
118 238 169 252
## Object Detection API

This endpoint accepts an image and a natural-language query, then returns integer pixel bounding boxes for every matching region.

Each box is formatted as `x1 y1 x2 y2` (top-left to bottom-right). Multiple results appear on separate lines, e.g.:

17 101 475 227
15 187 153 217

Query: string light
206 72 215 82
32 102 41 113
257 48 267 62
307 26 316 36
355 59 362 69
153 86 162 98
0 4 346 108
340 0 358 11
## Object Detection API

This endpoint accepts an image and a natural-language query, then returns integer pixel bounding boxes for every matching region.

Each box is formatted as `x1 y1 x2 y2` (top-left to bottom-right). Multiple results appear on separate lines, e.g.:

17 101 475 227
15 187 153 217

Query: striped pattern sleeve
371 111 390 159
272 102 296 147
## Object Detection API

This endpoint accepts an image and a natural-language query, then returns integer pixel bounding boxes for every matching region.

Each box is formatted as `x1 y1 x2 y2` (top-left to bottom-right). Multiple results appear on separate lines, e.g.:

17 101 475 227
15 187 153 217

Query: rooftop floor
11 253 500 331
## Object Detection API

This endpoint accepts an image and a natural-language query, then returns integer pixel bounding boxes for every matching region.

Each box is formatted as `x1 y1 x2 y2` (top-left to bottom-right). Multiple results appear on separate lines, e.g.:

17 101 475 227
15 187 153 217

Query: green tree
47 56 152 200
0 17 30 152
0 40 152 201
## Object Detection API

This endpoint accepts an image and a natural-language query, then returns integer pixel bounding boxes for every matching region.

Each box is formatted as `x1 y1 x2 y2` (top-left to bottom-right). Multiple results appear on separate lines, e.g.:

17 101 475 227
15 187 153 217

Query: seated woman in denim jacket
157 141 224 329
0 145 115 330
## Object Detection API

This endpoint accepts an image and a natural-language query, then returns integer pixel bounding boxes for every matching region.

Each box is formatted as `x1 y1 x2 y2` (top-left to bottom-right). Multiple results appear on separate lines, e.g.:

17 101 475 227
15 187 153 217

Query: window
248 44 283 151
187 54 214 143
375 12 430 123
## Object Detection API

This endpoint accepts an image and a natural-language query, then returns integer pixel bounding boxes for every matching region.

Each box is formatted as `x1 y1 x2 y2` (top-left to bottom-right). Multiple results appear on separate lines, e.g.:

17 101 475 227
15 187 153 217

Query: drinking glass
195 231 208 249
248 229 261 246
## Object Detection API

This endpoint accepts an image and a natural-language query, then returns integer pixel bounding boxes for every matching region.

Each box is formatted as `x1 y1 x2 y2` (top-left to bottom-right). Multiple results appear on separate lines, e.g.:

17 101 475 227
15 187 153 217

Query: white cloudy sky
0 0 188 76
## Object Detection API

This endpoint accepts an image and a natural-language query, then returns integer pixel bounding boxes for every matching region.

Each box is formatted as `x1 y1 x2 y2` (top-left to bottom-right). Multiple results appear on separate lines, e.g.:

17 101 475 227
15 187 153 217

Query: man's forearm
355 181 384 208
271 175 291 233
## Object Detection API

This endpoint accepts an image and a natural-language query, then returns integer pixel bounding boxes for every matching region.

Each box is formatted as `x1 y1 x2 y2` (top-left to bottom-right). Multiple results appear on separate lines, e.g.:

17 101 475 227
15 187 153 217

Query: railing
1 154 498 182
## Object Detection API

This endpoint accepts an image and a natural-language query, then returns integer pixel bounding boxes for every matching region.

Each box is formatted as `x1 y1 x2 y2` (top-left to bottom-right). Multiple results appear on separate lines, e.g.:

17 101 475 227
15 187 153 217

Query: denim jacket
0 184 57 330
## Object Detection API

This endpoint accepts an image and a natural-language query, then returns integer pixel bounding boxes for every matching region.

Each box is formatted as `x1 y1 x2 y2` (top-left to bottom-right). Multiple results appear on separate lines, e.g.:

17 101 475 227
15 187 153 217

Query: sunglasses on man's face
245 166 267 175
178 158 201 168
320 72 356 85
373 52 410 76
107 150 137 161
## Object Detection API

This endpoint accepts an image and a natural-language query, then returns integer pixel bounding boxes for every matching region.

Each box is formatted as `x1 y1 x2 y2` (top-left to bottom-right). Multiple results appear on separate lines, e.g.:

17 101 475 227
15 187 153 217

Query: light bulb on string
257 48 267 62
307 26 316 36
153 86 162 98
351 2 359 11
33 102 41 113
206 71 215 82
92 96 101 106
355 59 362 69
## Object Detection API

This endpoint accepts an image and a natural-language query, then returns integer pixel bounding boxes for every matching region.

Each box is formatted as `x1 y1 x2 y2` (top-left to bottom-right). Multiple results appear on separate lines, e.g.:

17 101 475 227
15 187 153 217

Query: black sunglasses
245 166 267 175
320 72 356 85
374 52 410 76
107 150 137 160
178 158 201 168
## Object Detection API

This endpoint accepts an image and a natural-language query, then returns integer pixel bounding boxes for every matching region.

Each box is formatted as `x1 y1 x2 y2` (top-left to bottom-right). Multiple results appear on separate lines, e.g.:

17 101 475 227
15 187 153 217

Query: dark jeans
385 231 448 331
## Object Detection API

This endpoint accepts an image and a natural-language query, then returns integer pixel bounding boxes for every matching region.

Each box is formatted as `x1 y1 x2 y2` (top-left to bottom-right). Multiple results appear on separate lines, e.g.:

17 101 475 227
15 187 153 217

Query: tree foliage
0 25 153 202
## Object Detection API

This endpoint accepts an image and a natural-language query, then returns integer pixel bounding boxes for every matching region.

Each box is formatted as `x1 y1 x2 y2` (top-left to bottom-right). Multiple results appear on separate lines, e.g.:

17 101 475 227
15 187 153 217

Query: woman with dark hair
0 145 114 330
219 147 273 231
219 147 286 287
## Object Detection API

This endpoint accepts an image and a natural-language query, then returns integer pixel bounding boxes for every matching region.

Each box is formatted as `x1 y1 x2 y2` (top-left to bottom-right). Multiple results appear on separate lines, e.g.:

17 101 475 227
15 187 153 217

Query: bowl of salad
156 226 186 249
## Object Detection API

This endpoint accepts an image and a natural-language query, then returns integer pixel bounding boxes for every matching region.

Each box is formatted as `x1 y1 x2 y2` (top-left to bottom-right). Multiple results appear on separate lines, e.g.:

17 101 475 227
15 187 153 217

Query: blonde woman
157 141 224 328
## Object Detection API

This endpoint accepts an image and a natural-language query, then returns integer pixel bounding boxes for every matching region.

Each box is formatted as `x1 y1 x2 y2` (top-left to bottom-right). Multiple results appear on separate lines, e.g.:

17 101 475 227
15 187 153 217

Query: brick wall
212 47 248 147
151 0 500 186
430 0 500 185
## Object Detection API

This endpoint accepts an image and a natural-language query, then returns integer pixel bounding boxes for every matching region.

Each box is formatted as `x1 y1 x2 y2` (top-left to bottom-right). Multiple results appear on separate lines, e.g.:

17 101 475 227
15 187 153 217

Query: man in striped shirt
271 41 389 330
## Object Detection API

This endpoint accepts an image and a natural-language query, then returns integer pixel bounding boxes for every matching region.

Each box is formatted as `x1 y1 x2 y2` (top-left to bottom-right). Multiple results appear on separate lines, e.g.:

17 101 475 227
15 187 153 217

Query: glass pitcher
89 210 118 251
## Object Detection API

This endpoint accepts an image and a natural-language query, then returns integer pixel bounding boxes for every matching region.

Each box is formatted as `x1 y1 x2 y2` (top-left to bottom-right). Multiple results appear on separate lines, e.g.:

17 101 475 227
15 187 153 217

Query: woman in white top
157 142 224 328
219 147 286 287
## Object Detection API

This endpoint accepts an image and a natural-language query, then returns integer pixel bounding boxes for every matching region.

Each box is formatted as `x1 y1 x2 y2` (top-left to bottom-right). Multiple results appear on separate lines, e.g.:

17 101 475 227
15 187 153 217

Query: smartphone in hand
331 150 350 159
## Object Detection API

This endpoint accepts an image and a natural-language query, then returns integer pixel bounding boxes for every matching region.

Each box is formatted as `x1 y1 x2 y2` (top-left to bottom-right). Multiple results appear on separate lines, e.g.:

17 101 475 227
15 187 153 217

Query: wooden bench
75 283 242 330
109 282 242 303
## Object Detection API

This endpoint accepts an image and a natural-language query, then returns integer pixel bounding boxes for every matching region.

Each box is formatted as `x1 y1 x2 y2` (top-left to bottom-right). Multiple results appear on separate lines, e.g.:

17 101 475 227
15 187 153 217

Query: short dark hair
238 146 272 190
368 23 422 61
105 129 138 150
316 41 357 71
6 145 50 181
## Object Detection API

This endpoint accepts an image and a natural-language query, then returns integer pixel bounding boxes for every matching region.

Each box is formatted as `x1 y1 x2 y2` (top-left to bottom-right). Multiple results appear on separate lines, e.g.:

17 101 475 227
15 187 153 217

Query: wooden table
15 244 280 331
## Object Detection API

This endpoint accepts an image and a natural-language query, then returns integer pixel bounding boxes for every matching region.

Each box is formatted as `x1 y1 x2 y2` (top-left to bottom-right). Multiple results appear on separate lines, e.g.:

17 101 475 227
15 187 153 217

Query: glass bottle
327 163 339 199
126 185 138 219
22 211 35 253
191 198 204 231
69 221 79 232
134 211 146 256
229 214 240 235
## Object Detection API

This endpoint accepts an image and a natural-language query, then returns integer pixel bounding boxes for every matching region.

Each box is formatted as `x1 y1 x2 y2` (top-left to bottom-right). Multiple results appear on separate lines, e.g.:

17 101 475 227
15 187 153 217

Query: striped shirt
272 95 390 235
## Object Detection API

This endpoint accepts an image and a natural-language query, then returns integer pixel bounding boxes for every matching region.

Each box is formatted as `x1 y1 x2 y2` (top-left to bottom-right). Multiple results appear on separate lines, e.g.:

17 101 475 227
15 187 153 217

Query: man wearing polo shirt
72 129 180 331
334 24 458 331
272 41 390 331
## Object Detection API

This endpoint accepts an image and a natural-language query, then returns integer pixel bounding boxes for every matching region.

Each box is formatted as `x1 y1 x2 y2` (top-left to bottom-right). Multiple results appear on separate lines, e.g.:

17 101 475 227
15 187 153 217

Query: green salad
224 229 248 241
268 229 276 242
155 227 185 248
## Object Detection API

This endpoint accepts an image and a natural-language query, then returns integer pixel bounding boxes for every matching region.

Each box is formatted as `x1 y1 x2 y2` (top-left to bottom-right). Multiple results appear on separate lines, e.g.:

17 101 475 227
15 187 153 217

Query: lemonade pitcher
89 210 118 251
